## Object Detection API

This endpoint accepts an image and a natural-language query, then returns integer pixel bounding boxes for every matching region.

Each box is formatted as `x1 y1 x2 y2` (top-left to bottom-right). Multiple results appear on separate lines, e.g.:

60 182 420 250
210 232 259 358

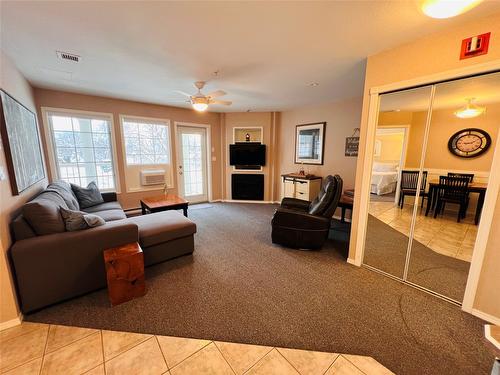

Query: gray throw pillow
71 181 104 209
46 180 80 210
60 207 105 232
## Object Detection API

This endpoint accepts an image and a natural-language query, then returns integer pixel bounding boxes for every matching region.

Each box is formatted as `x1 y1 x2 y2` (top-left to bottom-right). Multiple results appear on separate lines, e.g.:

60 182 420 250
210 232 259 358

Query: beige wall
399 107 499 170
374 132 405 163
34 89 223 210
351 12 500 319
279 97 362 194
221 112 279 201
0 52 48 323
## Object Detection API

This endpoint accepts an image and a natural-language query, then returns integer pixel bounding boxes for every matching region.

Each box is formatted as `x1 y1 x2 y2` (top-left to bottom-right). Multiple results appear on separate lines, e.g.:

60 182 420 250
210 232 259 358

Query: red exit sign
460 32 491 60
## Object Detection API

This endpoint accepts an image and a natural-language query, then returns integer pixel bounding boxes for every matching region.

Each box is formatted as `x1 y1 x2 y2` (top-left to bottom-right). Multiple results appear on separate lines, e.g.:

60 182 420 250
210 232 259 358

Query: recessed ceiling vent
56 51 81 63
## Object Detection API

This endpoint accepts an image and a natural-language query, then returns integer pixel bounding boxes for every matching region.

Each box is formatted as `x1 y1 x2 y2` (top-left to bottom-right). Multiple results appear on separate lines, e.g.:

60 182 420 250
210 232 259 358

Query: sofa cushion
60 207 106 231
91 209 127 222
127 211 196 248
71 181 104 209
11 215 36 241
82 201 122 213
46 180 79 210
22 191 68 235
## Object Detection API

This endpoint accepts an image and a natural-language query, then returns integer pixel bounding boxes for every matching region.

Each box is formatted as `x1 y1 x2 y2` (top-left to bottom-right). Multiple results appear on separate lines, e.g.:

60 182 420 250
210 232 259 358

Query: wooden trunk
104 242 146 306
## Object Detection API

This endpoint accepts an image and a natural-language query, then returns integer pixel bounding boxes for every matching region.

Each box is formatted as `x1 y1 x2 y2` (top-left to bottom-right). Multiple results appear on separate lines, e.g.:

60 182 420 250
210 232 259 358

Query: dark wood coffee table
140 194 189 217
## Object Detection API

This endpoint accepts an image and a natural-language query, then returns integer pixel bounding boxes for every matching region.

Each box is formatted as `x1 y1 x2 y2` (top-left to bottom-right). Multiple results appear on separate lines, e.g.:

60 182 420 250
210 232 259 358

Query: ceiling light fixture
191 97 208 112
454 98 486 118
309 82 319 87
421 0 482 19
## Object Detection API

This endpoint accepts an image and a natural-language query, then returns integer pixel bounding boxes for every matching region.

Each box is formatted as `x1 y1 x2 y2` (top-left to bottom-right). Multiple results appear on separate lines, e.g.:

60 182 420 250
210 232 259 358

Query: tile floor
0 322 394 375
369 201 477 262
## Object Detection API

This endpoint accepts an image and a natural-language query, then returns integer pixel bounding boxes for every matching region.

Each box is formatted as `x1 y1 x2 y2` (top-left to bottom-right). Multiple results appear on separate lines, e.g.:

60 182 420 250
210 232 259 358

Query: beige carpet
26 203 493 375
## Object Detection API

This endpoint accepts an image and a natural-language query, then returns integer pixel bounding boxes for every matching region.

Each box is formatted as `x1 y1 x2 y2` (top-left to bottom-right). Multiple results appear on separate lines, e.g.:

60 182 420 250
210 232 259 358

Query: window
46 111 117 190
121 117 171 165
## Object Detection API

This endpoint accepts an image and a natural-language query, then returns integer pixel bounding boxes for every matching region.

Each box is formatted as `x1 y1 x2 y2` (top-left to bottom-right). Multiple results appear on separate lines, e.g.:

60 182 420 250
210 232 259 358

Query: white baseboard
347 258 359 266
0 314 23 331
471 309 500 325
221 199 275 204
332 214 352 223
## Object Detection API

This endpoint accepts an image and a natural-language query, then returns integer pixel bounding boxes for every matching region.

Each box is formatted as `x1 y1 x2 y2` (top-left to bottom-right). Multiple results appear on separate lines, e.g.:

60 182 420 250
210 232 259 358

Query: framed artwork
0 90 45 195
345 137 360 157
295 122 326 165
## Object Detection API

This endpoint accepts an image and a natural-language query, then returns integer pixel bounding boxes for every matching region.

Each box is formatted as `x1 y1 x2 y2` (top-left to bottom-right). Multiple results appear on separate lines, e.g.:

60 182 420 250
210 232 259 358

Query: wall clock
448 128 491 158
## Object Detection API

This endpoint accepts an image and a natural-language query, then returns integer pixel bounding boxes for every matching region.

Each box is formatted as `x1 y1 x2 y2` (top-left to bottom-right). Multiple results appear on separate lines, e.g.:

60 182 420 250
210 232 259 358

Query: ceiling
380 71 500 112
2 1 500 112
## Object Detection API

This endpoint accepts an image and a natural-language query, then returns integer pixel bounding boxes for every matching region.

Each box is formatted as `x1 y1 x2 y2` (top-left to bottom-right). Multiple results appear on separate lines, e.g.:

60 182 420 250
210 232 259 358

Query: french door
176 125 208 203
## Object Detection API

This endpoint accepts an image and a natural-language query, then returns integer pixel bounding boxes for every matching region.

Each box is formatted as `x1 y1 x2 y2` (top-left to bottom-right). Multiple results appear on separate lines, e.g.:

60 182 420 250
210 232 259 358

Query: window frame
119 115 172 167
42 107 121 193
119 114 174 193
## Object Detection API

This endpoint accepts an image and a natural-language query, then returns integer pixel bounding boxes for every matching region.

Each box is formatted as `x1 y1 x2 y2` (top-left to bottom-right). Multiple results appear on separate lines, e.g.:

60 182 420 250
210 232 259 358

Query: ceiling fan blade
209 99 232 106
174 90 192 97
207 90 226 98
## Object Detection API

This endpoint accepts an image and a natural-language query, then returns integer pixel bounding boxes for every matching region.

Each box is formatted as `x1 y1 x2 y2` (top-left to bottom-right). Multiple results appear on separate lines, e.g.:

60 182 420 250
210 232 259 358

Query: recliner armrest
280 197 310 212
272 207 331 231
101 191 118 202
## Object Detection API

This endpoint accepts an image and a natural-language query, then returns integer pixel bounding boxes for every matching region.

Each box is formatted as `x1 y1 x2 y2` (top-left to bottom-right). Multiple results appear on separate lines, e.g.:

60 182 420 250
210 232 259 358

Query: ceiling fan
176 81 232 112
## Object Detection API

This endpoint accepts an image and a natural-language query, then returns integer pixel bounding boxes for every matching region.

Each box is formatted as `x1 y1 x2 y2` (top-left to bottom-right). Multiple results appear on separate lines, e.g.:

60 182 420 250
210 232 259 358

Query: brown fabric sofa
9 181 196 313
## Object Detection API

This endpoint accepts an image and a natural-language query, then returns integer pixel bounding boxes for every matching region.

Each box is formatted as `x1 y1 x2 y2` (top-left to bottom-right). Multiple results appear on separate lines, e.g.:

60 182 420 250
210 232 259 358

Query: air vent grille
56 51 81 63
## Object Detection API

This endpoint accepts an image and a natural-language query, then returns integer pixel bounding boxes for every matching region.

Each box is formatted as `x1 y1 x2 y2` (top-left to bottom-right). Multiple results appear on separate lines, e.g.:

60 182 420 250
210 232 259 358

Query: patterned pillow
60 207 105 232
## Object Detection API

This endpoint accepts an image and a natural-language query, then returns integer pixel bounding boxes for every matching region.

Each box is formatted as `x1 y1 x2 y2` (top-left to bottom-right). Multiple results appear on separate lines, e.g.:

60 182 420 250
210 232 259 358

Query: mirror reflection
364 86 432 278
407 72 500 302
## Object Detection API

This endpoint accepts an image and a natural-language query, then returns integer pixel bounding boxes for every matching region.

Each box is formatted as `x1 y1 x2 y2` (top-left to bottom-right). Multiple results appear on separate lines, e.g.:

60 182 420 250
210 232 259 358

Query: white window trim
119 114 174 193
41 107 121 193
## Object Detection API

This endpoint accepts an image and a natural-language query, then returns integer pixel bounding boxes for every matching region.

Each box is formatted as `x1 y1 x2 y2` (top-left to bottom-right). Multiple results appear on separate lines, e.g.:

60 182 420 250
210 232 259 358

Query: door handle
179 171 183 175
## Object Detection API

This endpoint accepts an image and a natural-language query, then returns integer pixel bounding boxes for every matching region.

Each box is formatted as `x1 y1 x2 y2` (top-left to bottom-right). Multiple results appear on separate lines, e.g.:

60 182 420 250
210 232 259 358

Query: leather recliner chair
271 175 343 250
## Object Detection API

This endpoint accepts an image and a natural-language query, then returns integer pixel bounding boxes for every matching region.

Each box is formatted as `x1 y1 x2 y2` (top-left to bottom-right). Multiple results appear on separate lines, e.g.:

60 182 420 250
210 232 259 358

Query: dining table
424 179 488 225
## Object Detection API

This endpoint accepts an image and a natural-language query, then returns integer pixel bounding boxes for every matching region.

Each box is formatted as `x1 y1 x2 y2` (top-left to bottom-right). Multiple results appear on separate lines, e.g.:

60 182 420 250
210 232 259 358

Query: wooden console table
104 242 146 306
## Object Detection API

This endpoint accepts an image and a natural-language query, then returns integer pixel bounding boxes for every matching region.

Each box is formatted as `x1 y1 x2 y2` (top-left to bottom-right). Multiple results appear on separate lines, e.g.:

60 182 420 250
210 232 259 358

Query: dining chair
447 173 474 212
447 172 474 182
399 170 428 208
434 176 469 223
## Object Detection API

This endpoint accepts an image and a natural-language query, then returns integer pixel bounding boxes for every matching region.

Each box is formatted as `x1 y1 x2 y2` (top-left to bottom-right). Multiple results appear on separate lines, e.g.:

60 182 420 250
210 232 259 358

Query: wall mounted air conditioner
140 169 166 186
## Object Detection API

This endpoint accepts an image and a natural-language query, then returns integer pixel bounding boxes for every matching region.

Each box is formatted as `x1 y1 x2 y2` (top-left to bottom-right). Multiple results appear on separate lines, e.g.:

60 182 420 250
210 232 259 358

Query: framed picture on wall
295 122 326 165
0 90 45 195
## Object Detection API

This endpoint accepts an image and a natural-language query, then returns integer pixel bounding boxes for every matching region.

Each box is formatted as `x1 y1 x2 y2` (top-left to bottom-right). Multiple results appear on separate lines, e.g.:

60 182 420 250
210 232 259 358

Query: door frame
174 121 212 202
350 61 500 318
375 125 410 204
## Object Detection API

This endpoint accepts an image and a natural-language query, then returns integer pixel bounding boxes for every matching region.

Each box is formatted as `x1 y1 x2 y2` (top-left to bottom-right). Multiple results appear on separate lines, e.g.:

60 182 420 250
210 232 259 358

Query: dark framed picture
0 90 45 195
295 122 326 165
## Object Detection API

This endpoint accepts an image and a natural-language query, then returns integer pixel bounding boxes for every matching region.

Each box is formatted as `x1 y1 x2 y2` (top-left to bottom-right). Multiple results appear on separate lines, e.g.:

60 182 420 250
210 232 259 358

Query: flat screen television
229 143 266 166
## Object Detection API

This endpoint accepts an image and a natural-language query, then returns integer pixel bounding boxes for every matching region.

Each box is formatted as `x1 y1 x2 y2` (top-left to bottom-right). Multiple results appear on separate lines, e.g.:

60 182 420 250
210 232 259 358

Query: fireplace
231 174 264 201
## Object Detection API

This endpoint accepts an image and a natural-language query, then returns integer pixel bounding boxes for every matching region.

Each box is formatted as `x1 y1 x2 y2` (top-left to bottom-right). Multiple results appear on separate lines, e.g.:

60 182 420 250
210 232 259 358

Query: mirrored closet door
363 71 500 304
364 86 432 279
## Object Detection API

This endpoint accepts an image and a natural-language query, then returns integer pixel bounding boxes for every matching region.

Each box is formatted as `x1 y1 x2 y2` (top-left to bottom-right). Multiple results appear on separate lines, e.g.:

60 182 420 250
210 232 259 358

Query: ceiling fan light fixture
454 98 486 119
421 0 482 19
192 97 208 112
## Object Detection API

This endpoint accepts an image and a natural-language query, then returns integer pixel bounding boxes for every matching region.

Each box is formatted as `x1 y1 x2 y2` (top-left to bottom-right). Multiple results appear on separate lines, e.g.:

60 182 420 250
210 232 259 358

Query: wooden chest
103 242 146 306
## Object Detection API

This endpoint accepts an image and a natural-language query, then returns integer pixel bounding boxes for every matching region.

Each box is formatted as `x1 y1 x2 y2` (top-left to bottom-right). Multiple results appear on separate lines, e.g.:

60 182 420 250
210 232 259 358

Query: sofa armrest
101 191 118 202
10 221 138 312
280 197 310 212
271 207 331 231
